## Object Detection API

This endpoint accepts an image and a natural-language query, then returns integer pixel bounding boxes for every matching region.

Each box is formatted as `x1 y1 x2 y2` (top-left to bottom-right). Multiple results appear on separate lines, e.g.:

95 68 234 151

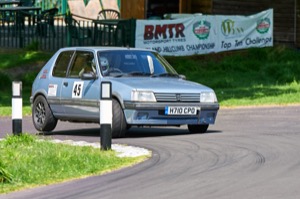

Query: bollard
100 81 112 150
12 81 22 135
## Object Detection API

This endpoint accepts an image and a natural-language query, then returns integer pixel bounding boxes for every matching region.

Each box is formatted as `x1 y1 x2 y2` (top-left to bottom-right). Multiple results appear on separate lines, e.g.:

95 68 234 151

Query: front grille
154 93 200 102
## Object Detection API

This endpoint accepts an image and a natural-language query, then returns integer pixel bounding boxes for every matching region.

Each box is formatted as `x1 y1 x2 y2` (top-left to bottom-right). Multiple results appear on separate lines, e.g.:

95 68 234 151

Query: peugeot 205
30 47 219 138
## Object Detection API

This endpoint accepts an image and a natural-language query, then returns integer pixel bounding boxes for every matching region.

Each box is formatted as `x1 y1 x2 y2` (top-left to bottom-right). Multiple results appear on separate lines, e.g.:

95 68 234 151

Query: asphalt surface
1 106 300 199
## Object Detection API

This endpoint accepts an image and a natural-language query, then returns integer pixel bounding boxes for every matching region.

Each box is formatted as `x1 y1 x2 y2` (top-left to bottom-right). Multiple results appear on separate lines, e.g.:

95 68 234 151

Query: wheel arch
111 93 125 109
31 89 48 103
31 91 55 113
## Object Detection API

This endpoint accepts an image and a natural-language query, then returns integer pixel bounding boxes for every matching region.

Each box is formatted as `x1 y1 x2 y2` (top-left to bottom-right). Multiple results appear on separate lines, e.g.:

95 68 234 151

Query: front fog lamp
131 90 156 102
200 92 217 103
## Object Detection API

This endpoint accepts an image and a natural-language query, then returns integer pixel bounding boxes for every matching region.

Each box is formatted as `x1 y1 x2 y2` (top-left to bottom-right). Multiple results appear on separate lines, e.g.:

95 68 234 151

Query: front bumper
123 101 219 125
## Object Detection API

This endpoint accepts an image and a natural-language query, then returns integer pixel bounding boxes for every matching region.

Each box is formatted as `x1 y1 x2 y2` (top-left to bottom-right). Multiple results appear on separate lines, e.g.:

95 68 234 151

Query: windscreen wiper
126 72 152 76
151 73 180 78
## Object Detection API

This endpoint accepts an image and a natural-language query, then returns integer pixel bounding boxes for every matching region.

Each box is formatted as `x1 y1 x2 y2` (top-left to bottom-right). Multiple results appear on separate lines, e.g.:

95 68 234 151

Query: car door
60 50 100 121
49 50 75 116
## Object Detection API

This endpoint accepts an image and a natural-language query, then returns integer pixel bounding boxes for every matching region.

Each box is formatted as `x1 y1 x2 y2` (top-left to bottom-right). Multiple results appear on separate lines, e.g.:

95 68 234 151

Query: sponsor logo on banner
256 18 271 34
193 20 211 40
221 19 244 37
144 23 186 41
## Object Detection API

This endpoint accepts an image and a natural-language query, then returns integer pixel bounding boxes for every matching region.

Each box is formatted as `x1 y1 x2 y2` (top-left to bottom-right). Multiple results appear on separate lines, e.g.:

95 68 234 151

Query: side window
68 51 95 78
52 51 74 77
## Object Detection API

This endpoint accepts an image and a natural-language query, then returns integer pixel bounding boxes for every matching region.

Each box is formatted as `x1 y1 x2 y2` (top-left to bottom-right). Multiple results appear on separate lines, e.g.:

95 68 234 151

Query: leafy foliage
0 162 13 184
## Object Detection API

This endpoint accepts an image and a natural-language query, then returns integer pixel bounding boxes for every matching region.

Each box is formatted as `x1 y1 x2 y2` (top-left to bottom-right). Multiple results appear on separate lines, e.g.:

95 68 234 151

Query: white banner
135 9 273 56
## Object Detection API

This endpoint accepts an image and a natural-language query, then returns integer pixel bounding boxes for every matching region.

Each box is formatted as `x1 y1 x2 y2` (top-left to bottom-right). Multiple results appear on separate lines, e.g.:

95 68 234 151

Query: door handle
63 82 68 87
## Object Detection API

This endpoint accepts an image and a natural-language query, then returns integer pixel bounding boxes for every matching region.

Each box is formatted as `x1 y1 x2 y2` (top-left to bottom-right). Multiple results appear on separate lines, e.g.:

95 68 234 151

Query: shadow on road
39 128 100 137
40 126 222 139
127 127 222 138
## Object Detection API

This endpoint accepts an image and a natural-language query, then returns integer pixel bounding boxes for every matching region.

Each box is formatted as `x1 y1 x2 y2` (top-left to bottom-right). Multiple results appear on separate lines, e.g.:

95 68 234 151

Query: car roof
58 46 156 53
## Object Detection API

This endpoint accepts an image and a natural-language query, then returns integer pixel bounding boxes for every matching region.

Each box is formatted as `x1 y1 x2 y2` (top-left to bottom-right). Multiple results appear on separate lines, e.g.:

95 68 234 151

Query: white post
12 81 22 135
100 81 112 150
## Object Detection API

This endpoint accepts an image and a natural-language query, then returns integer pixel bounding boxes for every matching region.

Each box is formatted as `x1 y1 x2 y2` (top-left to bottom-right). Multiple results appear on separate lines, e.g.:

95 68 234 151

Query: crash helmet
99 57 109 75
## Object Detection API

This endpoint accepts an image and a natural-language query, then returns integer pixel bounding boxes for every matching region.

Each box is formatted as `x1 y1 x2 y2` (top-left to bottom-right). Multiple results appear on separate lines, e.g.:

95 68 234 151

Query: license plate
165 106 198 115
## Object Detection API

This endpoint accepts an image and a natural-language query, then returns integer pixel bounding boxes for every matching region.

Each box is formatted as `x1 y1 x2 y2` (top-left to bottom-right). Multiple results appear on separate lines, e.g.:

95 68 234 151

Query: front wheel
32 95 57 132
112 99 127 138
188 124 209 134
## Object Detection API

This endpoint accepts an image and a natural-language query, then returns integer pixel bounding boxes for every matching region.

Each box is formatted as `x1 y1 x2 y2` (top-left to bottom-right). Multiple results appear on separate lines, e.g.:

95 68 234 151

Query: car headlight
200 92 218 103
131 90 156 102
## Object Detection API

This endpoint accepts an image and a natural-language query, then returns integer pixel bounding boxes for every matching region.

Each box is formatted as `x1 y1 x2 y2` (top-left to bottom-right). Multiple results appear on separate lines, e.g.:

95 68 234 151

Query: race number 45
72 81 84 98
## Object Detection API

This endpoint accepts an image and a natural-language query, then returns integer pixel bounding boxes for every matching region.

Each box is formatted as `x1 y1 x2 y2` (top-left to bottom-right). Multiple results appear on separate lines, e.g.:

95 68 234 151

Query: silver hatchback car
30 47 219 138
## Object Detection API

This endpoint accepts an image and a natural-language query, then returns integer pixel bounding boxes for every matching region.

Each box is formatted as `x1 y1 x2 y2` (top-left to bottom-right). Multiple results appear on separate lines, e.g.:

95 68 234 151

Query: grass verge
0 134 148 194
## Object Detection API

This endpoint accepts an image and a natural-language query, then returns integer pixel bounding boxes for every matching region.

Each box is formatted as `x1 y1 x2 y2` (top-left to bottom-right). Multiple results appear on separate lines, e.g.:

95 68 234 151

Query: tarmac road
1 106 300 199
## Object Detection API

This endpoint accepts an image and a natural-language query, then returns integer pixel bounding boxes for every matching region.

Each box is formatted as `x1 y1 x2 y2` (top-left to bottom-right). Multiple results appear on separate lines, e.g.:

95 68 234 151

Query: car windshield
97 50 178 77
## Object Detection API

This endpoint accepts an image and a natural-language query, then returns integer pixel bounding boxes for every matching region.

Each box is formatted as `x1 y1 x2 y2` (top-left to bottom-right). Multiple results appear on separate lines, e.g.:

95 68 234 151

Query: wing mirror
179 74 186 80
81 72 97 80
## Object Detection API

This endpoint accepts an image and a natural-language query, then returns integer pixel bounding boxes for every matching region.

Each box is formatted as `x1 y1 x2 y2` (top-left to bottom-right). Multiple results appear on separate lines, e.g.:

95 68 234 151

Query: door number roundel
72 81 84 98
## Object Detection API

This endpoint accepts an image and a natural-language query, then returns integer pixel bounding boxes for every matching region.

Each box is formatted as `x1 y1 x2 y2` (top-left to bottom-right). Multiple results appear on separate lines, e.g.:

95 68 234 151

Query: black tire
188 124 209 134
112 98 127 138
32 95 57 132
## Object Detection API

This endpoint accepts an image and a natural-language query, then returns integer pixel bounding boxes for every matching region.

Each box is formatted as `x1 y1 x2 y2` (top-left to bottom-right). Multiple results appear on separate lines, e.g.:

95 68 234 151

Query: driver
100 57 109 75
79 56 96 77
91 58 96 73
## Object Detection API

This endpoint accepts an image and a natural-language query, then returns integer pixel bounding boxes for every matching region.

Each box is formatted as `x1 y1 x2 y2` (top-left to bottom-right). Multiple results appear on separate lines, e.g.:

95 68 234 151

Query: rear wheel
32 95 57 132
112 99 127 138
188 124 209 134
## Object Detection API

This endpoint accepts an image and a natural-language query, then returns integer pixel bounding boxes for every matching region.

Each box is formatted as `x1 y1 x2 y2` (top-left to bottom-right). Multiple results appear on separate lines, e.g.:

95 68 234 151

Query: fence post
130 18 136 47
66 15 72 47
15 13 24 48
12 81 22 135
100 81 112 150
